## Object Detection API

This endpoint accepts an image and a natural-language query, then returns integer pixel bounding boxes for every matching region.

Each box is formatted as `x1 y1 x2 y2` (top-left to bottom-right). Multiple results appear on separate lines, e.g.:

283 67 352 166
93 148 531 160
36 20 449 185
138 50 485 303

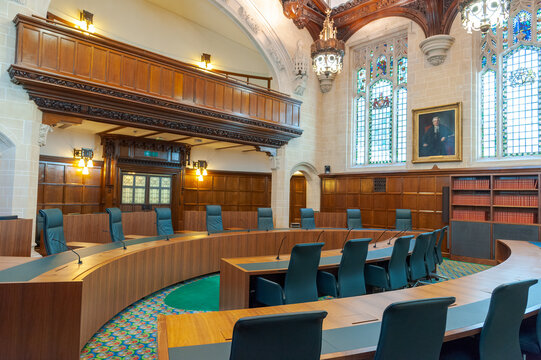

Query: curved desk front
159 240 541 360
0 228 410 360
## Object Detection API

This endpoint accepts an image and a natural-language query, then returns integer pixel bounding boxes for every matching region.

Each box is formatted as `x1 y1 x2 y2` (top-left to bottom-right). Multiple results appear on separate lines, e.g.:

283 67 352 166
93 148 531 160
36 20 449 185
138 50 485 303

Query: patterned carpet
80 259 491 359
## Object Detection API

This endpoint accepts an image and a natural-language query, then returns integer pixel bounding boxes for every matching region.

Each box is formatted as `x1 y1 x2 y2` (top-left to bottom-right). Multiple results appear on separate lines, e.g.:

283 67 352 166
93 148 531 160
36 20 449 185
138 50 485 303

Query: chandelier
460 0 510 33
311 9 345 93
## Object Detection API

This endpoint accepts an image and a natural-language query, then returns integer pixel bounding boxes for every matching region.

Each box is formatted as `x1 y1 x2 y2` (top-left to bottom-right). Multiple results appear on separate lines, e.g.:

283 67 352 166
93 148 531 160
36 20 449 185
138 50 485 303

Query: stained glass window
121 173 172 205
502 45 540 156
503 19 509 50
376 55 387 77
369 79 393 164
390 56 394 78
149 176 171 204
355 96 366 165
482 56 487 68
121 174 146 204
513 11 532 44
396 87 407 162
397 57 407 84
480 70 497 158
357 68 366 93
538 8 541 42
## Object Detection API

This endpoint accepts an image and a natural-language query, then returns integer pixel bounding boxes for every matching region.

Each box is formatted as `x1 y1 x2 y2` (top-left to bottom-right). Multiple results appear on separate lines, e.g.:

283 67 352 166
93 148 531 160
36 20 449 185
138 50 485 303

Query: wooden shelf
493 205 539 209
493 188 538 191
452 188 491 191
452 203 491 207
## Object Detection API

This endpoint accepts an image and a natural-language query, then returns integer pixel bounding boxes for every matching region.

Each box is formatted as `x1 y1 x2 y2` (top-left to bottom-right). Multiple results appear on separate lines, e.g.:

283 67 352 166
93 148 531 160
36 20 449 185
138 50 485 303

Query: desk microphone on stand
102 229 127 250
51 238 82 264
276 235 287 260
388 227 411 245
341 228 354 253
373 229 391 248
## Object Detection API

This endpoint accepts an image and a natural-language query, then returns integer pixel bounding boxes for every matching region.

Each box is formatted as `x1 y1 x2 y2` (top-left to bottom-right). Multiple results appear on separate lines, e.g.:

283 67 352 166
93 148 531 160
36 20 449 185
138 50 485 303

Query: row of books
453 179 490 190
452 209 487 221
493 210 537 224
493 178 538 190
452 194 490 206
493 195 539 207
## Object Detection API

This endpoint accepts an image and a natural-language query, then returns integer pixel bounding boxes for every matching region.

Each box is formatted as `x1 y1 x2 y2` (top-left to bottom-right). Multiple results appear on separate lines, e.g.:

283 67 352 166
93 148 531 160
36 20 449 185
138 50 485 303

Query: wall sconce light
199 53 213 70
193 160 208 181
78 10 95 33
74 148 94 175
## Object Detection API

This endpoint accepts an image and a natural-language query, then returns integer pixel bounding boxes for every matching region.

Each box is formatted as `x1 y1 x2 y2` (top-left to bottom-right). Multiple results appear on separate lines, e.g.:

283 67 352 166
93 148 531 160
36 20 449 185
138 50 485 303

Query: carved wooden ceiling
280 0 460 41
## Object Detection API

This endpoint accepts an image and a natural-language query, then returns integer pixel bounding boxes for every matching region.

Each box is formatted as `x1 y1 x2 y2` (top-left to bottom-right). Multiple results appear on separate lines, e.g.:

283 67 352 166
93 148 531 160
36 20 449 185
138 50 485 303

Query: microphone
341 228 354 253
276 235 287 260
102 229 127 249
166 234 170 241
373 228 391 248
388 226 411 245
315 230 325 244
51 238 82 264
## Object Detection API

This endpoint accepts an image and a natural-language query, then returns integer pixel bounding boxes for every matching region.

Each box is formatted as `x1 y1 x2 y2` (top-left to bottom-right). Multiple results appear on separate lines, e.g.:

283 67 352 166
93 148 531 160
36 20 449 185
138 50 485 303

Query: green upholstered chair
300 208 316 229
106 208 125 243
317 238 371 298
229 310 327 360
395 209 412 231
257 208 274 231
520 312 541 356
155 207 174 236
408 232 431 283
346 209 362 229
39 208 67 255
255 242 324 306
441 279 538 360
374 297 456 360
425 229 440 277
435 226 447 265
206 205 224 234
365 235 414 291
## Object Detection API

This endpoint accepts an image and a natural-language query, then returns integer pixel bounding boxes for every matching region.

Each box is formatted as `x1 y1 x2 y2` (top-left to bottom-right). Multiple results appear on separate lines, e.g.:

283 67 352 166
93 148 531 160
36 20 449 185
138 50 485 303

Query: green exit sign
144 151 159 157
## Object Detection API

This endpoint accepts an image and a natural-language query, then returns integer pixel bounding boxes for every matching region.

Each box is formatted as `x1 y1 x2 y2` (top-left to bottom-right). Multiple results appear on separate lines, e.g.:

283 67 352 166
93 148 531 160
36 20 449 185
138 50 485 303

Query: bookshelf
451 174 540 225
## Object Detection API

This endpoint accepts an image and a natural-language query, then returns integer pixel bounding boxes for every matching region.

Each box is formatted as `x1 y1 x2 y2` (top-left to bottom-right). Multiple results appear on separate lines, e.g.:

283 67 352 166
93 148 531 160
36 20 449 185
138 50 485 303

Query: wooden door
289 175 306 226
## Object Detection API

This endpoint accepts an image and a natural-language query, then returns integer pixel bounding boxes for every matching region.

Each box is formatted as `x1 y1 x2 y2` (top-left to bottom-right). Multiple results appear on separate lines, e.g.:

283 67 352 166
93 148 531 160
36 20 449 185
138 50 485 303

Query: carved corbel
419 34 455 66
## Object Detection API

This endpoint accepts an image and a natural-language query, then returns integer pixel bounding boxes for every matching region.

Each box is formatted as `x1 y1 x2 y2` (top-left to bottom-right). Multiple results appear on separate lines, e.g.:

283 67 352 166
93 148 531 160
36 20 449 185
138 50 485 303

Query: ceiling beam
97 125 125 136
215 144 246 151
191 140 220 147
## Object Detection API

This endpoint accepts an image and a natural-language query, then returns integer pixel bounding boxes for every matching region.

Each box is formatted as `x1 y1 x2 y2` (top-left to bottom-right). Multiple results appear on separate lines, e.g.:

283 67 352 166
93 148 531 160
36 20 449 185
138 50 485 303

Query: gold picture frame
412 102 462 163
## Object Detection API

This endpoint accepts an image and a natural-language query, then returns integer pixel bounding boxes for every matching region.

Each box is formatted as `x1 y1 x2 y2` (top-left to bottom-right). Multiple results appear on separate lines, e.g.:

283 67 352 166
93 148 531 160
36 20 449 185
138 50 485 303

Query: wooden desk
158 240 541 360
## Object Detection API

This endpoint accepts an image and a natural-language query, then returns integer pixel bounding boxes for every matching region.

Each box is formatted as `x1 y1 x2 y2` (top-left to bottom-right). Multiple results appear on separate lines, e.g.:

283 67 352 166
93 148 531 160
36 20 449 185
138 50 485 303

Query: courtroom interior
1 0 541 359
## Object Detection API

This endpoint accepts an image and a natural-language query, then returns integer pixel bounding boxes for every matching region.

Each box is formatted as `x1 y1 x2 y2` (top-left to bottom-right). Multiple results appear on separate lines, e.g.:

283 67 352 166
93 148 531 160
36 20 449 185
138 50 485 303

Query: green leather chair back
206 205 224 234
257 208 274 231
480 279 538 360
374 297 455 360
106 208 125 243
425 229 440 274
346 209 362 229
395 209 412 231
229 311 327 360
337 238 371 297
300 208 316 229
284 242 324 304
39 208 67 255
409 232 431 281
155 207 174 236
388 235 414 290
435 226 447 265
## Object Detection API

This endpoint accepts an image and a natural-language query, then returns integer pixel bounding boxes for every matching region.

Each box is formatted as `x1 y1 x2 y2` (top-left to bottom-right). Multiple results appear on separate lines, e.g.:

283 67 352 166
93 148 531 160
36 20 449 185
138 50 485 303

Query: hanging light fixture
73 148 94 175
460 0 510 33
311 9 345 93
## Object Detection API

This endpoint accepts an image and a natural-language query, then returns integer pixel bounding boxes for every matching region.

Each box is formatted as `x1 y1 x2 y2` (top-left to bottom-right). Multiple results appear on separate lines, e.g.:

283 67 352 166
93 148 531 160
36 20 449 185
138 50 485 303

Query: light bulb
88 24 95 33
196 168 201 176
78 158 85 167
202 168 208 176
82 167 89 175
87 159 93 168
198 175 204 181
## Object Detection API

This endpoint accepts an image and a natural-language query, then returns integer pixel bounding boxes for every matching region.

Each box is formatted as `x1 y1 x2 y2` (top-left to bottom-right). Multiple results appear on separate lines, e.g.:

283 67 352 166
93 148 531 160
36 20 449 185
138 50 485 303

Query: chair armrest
365 264 389 290
254 277 284 306
317 271 338 298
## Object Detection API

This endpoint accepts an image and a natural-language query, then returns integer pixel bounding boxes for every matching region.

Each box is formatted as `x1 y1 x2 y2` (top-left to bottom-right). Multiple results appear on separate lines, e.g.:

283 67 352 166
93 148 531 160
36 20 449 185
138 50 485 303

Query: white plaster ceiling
145 0 258 51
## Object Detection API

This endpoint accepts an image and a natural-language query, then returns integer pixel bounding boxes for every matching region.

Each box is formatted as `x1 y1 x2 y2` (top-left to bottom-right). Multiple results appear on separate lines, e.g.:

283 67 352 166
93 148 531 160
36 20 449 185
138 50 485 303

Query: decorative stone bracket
419 34 455 66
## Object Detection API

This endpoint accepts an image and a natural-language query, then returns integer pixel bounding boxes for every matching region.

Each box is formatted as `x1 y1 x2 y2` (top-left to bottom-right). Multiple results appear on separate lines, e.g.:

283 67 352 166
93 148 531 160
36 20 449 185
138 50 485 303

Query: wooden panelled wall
183 169 272 212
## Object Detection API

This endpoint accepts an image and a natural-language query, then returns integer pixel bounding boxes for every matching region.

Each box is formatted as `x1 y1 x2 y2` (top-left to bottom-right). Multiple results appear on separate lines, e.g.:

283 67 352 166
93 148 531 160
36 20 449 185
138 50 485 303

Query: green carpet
164 274 220 311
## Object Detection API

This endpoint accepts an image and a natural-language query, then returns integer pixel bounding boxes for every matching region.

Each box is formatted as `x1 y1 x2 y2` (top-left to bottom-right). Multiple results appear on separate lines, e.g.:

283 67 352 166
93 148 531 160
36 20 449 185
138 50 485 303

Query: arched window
353 33 408 165
479 1 541 158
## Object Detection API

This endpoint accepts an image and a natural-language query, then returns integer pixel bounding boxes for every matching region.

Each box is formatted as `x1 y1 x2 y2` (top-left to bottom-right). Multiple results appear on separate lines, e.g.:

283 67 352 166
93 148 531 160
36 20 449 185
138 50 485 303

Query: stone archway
289 162 320 212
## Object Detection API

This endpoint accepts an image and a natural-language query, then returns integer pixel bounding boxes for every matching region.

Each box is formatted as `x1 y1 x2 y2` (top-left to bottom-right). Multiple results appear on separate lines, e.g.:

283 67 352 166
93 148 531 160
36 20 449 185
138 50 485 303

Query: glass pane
376 55 387 78
357 68 366 93
538 8 541 42
122 188 133 204
397 57 407 84
135 176 146 187
513 10 532 44
369 79 393 164
134 188 145 204
160 189 171 204
502 45 540 156
481 70 497 158
122 175 133 186
503 19 508 50
355 96 366 165
161 177 171 188
396 87 407 162
149 188 160 204
149 176 160 188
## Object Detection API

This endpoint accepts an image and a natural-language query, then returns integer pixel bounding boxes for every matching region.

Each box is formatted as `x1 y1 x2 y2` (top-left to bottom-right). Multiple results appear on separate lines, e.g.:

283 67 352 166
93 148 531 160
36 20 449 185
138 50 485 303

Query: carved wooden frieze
9 14 303 148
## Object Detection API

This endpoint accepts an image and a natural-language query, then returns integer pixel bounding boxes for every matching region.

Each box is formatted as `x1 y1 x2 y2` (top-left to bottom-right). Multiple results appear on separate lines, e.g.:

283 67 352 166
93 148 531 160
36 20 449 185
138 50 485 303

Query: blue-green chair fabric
317 238 371 298
155 208 174 236
346 209 362 229
300 208 316 229
520 312 541 355
206 205 224 234
395 209 412 231
365 235 413 291
106 208 125 243
257 208 274 231
229 310 327 360
39 208 67 255
435 226 447 265
425 229 440 275
408 232 431 282
374 297 455 360
255 242 324 306
441 279 538 360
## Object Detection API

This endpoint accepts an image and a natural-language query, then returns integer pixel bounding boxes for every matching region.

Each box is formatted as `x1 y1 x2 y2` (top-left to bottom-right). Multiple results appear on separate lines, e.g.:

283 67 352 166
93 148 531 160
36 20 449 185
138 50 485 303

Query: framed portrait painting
412 102 462 163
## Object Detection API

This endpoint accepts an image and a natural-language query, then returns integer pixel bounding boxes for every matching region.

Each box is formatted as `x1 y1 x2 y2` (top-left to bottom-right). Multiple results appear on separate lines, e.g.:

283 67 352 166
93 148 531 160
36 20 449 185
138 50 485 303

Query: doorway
289 173 306 226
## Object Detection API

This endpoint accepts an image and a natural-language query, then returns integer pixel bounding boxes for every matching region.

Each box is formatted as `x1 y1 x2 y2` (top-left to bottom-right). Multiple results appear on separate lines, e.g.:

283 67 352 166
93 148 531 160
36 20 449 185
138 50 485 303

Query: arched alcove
289 162 320 212
0 129 17 216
